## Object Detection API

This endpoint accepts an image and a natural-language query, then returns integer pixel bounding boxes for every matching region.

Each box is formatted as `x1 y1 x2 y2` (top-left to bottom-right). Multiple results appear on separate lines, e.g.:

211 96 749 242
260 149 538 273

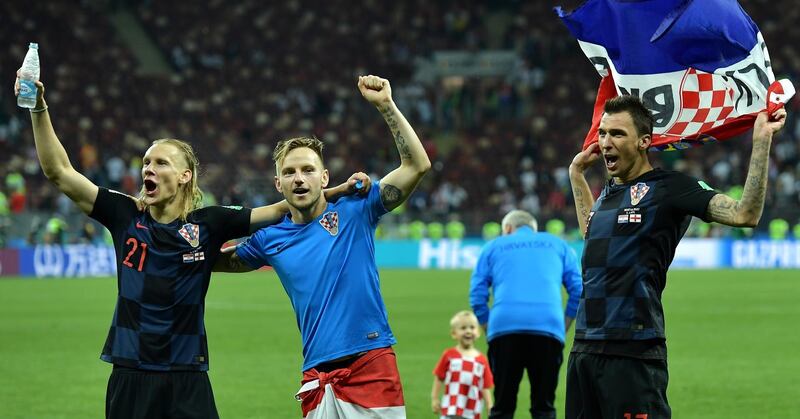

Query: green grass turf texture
1 269 798 418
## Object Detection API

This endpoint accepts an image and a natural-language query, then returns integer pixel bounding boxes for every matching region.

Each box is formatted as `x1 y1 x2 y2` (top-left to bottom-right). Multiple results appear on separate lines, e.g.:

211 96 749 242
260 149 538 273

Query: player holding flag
568 95 786 418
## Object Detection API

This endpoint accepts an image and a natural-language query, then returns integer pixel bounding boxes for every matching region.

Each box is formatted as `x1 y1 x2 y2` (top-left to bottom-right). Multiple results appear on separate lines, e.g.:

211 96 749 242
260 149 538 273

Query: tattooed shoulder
380 183 403 209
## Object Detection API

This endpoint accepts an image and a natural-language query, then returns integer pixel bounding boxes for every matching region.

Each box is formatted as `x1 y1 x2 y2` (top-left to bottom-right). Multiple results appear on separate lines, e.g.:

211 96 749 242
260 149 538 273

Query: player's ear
639 134 652 151
274 176 281 193
179 169 192 185
321 168 329 188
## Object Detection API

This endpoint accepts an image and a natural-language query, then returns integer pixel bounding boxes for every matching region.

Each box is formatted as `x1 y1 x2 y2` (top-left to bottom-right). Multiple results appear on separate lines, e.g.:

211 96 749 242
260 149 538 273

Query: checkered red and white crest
441 358 485 418
179 223 200 247
630 182 650 206
319 211 339 236
663 68 736 139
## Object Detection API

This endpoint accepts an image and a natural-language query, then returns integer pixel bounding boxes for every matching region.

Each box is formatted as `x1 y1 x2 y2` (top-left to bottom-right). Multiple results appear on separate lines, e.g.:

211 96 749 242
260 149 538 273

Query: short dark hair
273 136 325 168
603 95 654 137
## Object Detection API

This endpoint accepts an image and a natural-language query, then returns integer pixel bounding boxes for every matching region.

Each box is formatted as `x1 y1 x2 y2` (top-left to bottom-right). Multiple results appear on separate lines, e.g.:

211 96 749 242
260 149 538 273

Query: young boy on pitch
432 311 494 419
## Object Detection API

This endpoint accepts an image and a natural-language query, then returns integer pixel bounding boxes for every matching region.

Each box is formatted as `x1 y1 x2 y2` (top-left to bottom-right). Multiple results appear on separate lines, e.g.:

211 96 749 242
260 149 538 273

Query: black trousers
106 365 219 419
488 334 564 419
565 352 671 419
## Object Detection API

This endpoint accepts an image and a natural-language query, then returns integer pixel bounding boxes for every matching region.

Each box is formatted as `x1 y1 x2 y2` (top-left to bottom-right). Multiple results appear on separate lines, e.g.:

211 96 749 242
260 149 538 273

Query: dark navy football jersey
575 169 716 349
89 188 251 371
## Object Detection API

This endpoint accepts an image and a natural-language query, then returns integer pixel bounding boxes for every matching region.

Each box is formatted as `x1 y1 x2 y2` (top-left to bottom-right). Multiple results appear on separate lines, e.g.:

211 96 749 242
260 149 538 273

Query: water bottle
17 43 40 109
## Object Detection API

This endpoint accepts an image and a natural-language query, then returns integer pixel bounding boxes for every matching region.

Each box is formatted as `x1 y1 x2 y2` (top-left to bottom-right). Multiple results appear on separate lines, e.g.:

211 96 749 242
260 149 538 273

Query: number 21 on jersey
123 237 148 272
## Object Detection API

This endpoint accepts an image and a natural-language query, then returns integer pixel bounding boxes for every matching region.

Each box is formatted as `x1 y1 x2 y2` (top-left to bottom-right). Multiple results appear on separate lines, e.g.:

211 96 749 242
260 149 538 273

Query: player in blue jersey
470 210 582 419
567 95 787 418
17 73 370 419
216 75 431 418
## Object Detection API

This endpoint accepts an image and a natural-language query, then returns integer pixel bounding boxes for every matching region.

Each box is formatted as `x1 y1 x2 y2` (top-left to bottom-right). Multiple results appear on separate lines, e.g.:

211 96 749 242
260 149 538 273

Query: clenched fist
358 75 392 106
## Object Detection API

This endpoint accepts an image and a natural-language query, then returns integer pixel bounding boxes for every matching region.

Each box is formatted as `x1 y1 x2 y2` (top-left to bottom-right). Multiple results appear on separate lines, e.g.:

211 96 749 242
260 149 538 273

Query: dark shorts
565 352 671 419
106 365 219 419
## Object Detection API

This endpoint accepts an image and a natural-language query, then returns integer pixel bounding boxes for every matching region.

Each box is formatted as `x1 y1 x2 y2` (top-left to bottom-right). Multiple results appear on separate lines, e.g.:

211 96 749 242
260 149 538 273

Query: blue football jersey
236 183 396 371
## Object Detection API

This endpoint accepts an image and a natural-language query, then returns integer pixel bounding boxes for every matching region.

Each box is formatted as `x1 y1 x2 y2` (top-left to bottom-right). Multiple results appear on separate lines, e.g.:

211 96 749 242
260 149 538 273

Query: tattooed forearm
738 138 770 219
573 186 588 222
380 183 404 210
380 105 413 161
706 138 771 227
229 253 247 272
214 252 253 273
569 170 594 237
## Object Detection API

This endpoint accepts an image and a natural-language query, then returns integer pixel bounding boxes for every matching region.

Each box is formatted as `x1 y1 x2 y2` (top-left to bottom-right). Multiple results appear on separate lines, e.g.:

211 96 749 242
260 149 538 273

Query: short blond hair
273 136 324 170
449 310 479 330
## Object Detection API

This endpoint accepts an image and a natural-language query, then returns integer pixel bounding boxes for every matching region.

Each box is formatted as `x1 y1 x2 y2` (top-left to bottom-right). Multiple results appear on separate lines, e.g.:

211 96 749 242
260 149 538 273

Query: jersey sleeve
470 243 494 326
666 172 718 221
479 355 494 389
89 188 139 234
432 350 451 380
365 180 390 226
562 244 583 318
202 205 253 241
235 229 269 270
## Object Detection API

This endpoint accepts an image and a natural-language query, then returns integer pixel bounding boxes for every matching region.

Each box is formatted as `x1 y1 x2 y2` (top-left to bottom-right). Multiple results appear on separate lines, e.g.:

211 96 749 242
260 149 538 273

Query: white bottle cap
29 42 38 49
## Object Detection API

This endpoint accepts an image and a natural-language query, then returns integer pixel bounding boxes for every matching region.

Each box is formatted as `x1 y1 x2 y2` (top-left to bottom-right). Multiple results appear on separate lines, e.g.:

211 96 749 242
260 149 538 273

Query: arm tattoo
570 174 594 236
572 185 590 226
380 183 403 209
380 106 412 161
739 139 769 217
229 253 246 271
707 138 770 226
706 194 738 224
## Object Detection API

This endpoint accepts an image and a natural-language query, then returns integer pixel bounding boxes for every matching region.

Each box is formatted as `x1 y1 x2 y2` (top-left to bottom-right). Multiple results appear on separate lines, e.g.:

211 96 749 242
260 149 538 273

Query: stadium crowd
1 0 799 244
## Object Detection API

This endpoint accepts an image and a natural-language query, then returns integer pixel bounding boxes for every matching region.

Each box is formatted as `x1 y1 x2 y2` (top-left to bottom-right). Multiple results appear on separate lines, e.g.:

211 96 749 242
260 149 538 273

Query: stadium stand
1 0 798 243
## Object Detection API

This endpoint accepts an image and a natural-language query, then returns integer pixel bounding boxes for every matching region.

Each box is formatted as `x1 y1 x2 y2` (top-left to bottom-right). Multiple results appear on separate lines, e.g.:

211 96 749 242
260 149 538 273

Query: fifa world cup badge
630 182 650 206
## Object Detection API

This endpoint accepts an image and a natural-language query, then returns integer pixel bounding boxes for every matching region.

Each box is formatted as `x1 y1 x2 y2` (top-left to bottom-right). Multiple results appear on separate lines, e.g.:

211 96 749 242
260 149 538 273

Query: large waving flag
556 0 795 151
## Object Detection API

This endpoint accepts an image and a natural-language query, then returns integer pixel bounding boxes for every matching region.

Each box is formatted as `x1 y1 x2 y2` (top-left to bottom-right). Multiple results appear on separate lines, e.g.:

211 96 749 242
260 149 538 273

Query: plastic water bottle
17 43 40 109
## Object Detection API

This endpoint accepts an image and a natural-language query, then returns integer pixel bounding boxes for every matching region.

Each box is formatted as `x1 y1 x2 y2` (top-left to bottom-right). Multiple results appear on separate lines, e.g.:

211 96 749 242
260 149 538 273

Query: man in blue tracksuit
470 210 582 419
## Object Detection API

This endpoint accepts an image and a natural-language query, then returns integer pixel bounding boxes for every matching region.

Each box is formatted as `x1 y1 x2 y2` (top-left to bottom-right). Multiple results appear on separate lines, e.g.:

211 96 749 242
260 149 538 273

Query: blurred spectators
0 0 798 244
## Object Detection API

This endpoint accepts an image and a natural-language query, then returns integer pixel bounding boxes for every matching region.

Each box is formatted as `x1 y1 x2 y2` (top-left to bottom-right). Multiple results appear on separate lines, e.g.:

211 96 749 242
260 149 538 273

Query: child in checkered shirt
432 310 494 419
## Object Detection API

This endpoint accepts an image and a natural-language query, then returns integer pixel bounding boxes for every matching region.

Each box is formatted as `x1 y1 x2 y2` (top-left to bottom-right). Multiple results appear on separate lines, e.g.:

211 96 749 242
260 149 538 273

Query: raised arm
569 142 601 237
705 109 787 227
358 75 431 211
249 172 371 226
15 73 98 214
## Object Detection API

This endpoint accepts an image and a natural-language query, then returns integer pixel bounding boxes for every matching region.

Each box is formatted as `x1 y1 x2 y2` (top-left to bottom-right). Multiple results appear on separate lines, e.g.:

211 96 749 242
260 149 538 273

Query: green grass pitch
1 269 799 418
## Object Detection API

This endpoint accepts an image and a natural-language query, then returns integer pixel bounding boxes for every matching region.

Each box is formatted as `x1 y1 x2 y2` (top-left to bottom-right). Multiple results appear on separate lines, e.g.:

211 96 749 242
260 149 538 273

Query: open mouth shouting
604 153 619 172
144 179 158 197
